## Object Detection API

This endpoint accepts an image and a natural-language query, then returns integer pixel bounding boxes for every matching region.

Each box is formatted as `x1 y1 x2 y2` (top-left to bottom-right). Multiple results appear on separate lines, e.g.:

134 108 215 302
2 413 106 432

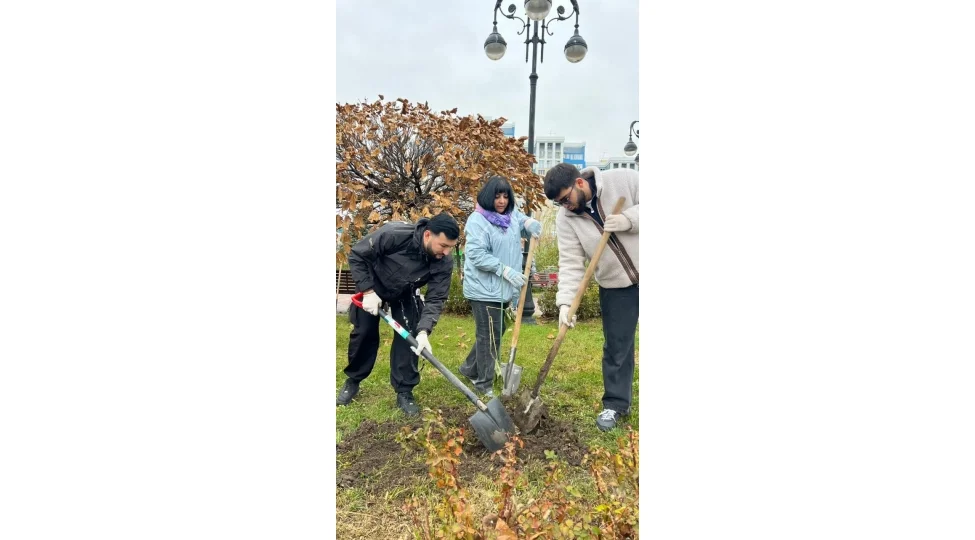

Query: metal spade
501 236 538 397
350 293 517 452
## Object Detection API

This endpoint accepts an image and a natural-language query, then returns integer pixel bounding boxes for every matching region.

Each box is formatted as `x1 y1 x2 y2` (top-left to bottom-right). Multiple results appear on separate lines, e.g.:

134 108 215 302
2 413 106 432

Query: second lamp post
623 120 639 164
484 0 588 323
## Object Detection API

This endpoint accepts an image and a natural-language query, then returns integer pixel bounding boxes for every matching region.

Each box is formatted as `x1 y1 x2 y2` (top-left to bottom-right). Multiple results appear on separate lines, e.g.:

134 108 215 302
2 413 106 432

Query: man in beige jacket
543 163 639 431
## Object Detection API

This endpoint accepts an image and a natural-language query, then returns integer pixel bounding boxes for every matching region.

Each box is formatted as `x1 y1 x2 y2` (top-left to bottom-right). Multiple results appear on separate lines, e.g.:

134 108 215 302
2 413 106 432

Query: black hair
543 163 580 200
426 212 460 240
476 176 516 215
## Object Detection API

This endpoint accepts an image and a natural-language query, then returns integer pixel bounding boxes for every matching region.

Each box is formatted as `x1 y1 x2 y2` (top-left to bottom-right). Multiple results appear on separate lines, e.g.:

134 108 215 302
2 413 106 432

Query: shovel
501 236 538 397
350 293 517 452
514 197 626 433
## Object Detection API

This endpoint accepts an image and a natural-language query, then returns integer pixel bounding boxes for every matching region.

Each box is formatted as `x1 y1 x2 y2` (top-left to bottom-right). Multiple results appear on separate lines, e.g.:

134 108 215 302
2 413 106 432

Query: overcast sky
336 0 639 164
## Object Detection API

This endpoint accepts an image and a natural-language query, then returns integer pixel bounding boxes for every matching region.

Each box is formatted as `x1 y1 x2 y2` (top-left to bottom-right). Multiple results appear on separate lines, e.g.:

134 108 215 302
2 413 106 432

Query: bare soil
336 402 590 497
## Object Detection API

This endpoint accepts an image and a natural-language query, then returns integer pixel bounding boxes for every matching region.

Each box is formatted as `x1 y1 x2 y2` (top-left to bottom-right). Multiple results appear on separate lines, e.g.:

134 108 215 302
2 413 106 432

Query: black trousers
459 300 508 393
599 284 639 413
344 292 424 394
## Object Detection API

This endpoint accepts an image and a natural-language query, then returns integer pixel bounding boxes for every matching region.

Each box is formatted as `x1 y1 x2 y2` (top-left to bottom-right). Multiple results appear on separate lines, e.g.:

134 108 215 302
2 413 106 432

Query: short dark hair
476 176 516 214
426 212 460 240
543 163 580 200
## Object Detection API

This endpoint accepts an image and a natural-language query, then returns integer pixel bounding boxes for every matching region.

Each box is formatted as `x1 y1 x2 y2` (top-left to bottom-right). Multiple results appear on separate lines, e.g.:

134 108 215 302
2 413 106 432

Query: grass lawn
335 312 639 539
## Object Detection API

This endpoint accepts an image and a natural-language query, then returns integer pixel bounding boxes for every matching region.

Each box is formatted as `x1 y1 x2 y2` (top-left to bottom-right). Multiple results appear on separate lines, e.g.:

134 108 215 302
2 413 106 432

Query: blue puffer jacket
463 209 529 303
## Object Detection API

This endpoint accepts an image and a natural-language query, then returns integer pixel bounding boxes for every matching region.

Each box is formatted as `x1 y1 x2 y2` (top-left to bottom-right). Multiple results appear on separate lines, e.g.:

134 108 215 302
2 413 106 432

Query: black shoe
396 391 420 417
595 409 628 432
336 379 359 406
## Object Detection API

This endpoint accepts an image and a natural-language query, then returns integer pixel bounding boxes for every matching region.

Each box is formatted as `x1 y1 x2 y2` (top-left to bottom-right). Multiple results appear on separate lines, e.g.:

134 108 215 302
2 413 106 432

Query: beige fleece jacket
555 166 640 307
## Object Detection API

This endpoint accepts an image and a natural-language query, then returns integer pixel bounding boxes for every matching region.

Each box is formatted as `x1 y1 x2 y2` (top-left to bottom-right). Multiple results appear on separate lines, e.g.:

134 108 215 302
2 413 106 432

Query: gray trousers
459 300 508 393
599 284 639 413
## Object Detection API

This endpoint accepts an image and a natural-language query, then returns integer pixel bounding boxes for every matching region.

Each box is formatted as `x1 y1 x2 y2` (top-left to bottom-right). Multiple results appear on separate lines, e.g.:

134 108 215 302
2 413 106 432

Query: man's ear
575 177 586 188
422 230 431 242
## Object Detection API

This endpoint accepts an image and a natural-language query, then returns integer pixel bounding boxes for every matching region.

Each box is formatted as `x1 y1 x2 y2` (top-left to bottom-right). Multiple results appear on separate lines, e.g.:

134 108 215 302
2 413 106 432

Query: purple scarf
475 204 511 231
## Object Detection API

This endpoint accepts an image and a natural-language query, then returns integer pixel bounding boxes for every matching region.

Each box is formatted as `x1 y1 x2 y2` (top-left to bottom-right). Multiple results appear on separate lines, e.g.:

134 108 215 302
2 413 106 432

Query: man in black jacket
337 212 459 416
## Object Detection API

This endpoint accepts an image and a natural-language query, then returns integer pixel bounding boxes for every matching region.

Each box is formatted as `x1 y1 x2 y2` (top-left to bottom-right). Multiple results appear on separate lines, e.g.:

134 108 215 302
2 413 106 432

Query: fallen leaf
546 334 555 339
495 519 517 540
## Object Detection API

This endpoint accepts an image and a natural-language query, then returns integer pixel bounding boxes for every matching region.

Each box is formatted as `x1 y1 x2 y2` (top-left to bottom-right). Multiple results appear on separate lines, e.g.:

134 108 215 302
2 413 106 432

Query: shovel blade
512 389 547 434
501 363 523 397
469 398 516 452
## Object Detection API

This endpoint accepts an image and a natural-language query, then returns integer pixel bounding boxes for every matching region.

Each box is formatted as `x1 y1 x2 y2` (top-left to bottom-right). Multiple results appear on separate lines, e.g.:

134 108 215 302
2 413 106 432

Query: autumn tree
335 96 542 266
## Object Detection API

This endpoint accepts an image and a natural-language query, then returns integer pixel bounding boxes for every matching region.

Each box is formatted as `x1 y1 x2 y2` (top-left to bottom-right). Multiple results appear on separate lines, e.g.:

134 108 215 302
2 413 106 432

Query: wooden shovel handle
530 196 626 397
510 236 538 348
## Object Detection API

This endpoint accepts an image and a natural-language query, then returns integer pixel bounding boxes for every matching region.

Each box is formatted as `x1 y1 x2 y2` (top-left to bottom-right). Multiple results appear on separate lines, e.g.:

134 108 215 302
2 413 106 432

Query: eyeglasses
553 188 574 207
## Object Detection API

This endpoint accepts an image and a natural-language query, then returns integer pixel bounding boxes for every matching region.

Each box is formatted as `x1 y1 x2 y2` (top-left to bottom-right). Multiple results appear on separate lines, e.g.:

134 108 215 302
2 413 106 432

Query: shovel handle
510 236 538 348
351 293 488 411
529 196 626 397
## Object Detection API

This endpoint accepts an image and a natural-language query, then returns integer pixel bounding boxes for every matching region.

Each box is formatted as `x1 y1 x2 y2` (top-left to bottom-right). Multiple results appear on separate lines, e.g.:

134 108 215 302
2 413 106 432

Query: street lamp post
484 0 587 323
623 120 640 164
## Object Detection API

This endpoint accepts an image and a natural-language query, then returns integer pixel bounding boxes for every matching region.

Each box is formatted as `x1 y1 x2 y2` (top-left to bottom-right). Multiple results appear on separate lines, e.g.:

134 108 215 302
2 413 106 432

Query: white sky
336 0 639 164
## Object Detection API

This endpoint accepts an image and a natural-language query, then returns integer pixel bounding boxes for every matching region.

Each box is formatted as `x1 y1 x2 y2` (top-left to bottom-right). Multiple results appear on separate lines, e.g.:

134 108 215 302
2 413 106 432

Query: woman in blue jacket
459 176 541 397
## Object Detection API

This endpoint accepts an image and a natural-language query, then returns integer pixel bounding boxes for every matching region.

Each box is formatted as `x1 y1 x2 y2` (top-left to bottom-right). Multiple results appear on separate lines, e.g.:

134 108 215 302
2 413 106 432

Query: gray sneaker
336 379 359 406
595 409 626 431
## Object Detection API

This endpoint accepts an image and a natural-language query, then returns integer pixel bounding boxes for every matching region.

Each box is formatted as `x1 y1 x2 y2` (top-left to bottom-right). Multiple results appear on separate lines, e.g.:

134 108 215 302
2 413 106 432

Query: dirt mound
336 404 590 497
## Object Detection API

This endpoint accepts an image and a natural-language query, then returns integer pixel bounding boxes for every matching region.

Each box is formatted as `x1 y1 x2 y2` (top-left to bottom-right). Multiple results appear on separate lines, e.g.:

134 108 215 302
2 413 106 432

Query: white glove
361 290 381 315
411 331 432 358
524 218 542 238
603 214 632 233
559 305 577 328
501 265 526 289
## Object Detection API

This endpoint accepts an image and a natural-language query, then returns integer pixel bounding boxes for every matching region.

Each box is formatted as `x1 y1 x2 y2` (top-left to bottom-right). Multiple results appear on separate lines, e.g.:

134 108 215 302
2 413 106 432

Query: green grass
335 313 639 449
335 313 639 539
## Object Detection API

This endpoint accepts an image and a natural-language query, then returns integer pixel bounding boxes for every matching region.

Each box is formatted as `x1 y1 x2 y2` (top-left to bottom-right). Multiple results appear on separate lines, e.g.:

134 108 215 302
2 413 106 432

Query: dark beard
570 189 587 214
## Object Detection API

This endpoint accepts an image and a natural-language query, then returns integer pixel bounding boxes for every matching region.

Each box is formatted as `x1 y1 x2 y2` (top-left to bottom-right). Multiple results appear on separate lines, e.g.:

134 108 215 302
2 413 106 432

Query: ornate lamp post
623 120 639 164
484 0 587 323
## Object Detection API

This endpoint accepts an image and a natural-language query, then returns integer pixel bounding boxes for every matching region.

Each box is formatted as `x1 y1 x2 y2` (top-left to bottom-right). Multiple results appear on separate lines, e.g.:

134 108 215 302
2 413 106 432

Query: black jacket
348 218 453 334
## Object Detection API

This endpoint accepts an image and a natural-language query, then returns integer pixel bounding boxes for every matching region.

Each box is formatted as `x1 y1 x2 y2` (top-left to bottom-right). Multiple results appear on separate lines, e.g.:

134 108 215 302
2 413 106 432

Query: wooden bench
530 267 559 289
335 270 357 295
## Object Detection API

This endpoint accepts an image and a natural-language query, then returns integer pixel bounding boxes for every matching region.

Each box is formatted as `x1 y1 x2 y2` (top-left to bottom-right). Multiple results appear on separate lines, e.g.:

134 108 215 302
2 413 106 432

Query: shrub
535 281 601 322
531 236 560 269
399 411 640 539
441 270 472 316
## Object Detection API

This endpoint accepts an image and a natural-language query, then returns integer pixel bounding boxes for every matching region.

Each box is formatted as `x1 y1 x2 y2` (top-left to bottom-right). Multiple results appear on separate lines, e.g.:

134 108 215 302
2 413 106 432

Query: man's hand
603 214 632 233
559 305 577 328
524 218 542 238
501 266 526 289
361 290 381 315
411 331 432 358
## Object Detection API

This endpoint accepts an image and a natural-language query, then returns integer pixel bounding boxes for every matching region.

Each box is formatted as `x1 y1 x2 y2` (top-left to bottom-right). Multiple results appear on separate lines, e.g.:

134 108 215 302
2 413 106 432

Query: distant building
528 135 587 177
562 141 586 169
496 122 595 176
586 155 639 172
